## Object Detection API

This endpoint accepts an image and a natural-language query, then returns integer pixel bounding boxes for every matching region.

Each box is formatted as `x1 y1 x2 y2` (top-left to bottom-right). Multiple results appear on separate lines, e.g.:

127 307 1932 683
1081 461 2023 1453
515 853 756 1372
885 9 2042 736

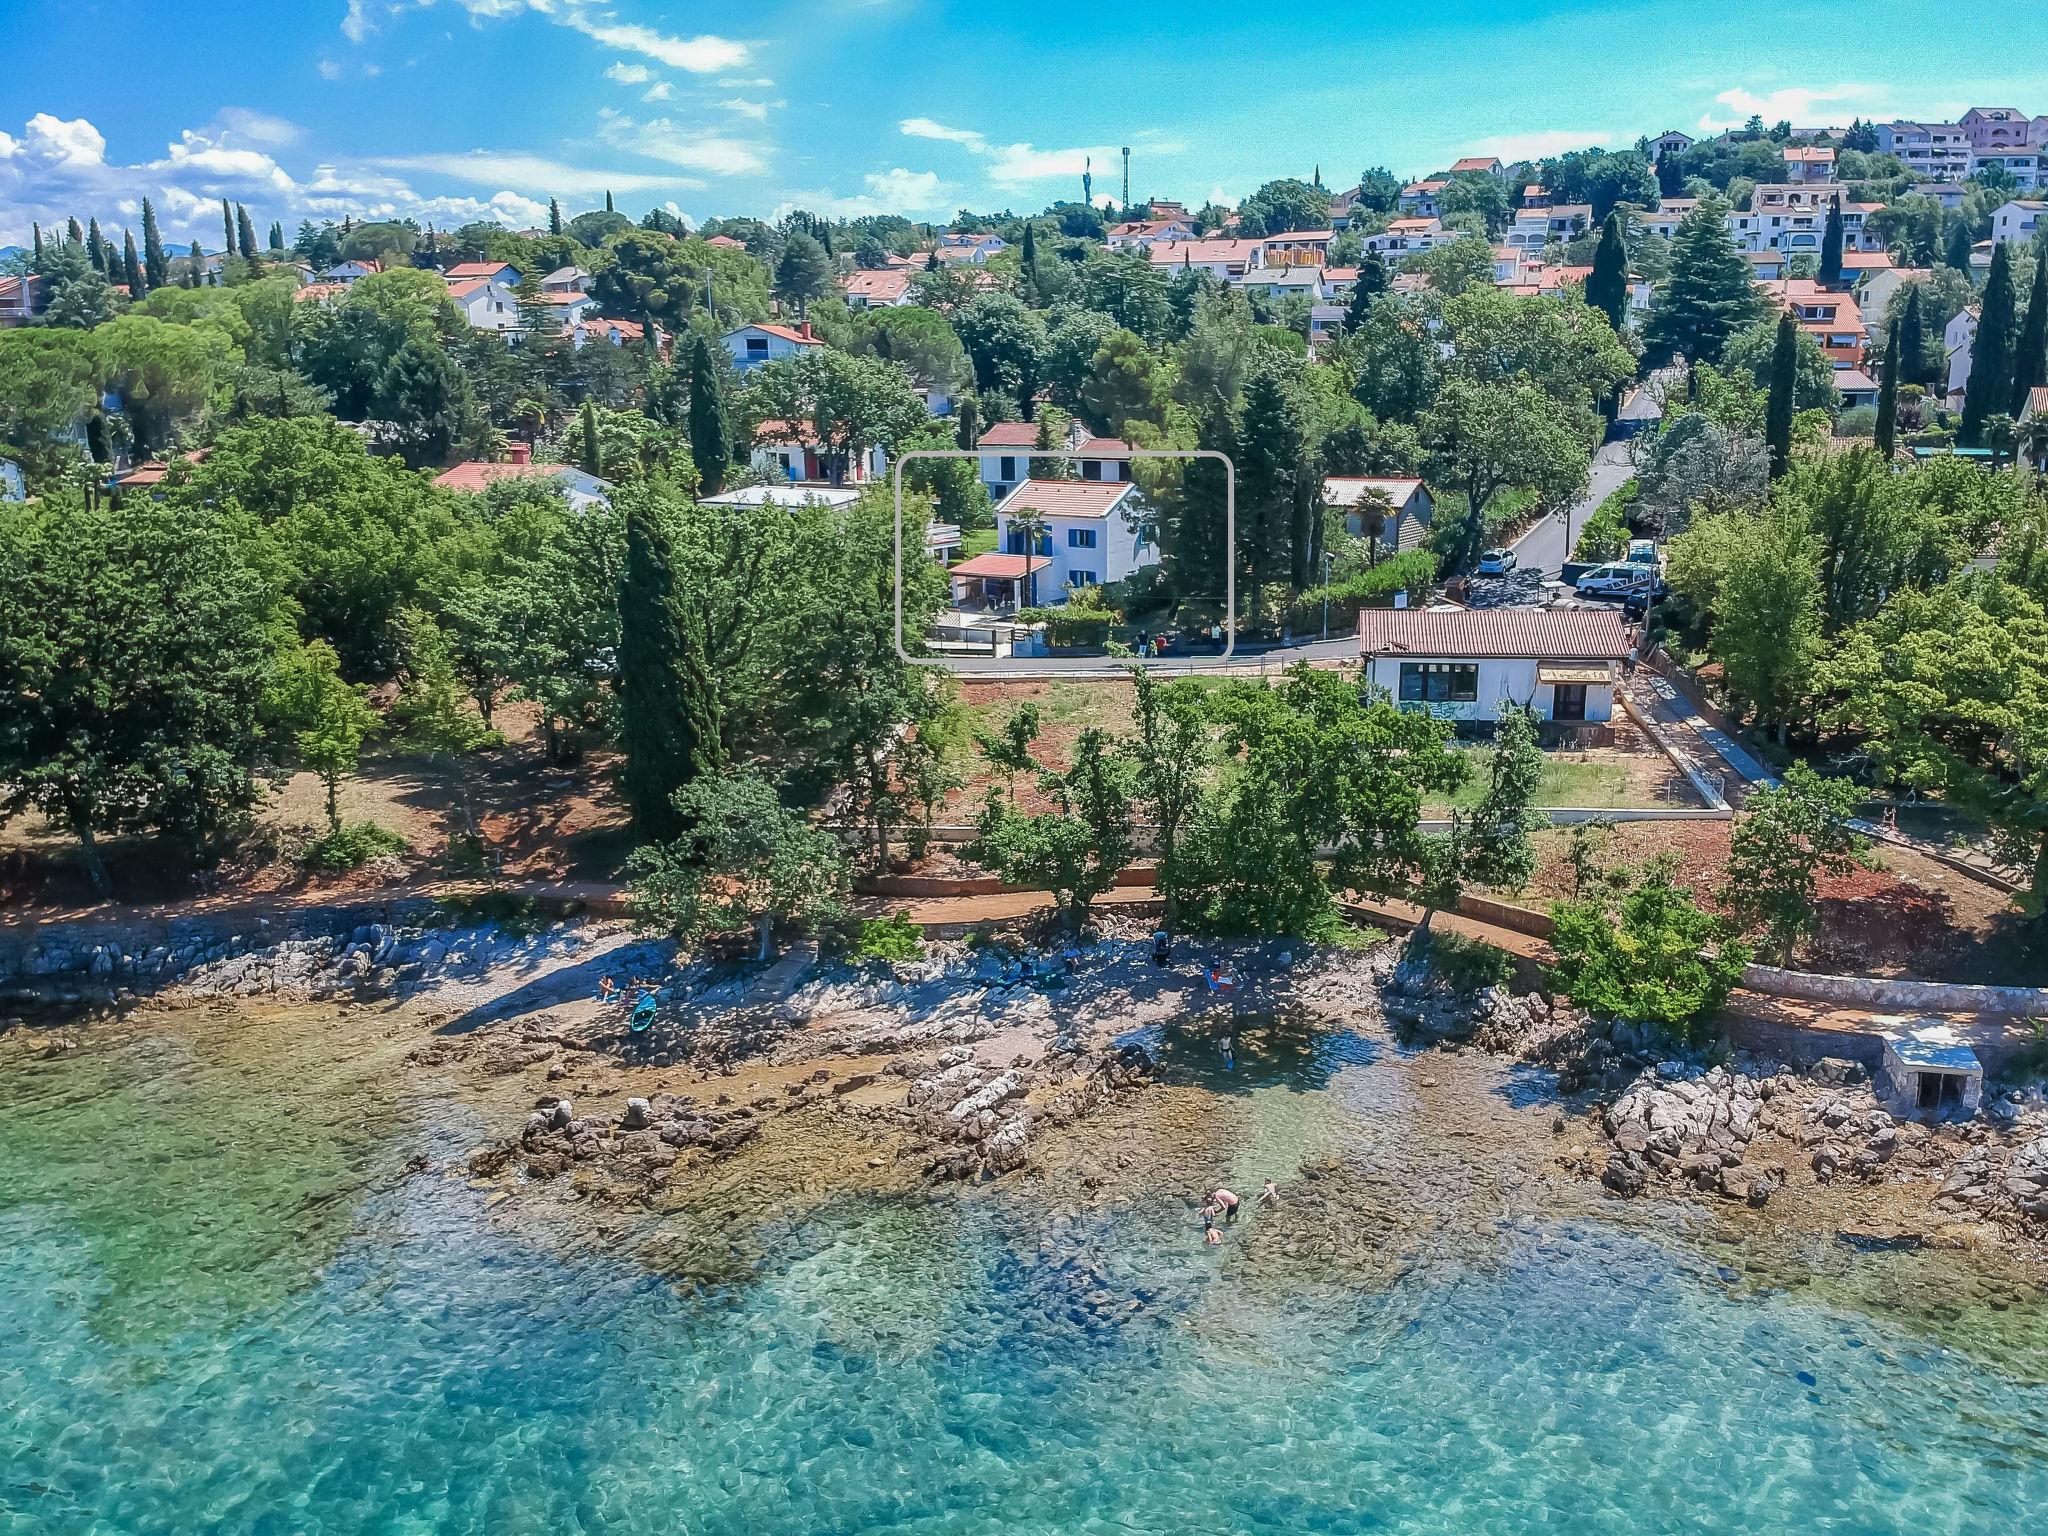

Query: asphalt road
1508 437 1638 577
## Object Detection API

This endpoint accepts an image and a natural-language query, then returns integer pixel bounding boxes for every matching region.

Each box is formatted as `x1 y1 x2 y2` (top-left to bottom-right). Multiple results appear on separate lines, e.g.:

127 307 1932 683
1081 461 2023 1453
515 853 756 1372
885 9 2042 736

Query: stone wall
1741 963 2048 1019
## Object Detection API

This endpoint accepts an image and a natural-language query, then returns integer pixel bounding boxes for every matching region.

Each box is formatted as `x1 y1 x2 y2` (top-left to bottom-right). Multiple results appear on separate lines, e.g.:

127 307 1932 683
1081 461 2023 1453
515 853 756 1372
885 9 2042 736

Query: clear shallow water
5 1010 2048 1534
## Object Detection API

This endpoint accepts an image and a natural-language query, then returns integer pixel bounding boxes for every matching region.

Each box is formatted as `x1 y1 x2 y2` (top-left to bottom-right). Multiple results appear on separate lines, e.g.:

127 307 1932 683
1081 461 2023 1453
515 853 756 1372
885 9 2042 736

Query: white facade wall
993 499 1156 603
1361 655 1615 723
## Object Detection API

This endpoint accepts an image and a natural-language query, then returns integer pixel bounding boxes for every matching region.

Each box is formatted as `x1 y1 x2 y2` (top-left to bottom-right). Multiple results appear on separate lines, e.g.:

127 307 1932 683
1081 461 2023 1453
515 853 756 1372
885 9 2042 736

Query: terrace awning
949 553 1049 579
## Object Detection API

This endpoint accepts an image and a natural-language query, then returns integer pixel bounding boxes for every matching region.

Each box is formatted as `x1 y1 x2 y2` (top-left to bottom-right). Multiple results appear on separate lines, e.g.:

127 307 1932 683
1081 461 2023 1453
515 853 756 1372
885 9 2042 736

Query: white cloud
215 108 303 146
901 117 988 152
25 113 106 168
719 77 774 88
596 110 769 177
776 167 949 220
642 82 674 102
719 98 778 122
318 59 343 80
604 62 652 86
560 12 749 74
372 151 689 197
1696 83 1887 134
341 0 375 44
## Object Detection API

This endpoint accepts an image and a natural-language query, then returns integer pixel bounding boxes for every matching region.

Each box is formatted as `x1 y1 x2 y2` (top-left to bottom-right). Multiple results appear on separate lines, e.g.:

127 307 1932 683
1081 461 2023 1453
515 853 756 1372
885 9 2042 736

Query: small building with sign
1357 607 1631 724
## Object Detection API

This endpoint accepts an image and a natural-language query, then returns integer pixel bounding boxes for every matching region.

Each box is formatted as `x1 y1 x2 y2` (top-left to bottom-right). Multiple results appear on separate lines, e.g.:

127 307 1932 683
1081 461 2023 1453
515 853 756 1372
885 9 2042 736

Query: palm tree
1353 487 1394 565
1009 508 1048 610
2019 415 2048 481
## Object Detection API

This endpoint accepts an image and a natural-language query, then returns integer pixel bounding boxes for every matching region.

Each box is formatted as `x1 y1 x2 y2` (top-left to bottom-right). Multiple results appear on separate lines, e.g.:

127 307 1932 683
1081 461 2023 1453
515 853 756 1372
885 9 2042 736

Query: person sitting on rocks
596 975 618 1004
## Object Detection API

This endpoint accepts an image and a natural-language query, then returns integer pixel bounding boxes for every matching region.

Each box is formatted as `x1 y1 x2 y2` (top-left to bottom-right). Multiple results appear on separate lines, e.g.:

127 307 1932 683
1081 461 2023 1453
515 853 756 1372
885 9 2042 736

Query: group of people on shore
1200 1180 1279 1244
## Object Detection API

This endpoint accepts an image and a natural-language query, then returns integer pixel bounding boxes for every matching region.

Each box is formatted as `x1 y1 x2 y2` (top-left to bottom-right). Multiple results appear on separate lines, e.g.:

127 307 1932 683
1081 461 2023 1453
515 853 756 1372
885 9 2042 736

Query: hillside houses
989 478 1158 605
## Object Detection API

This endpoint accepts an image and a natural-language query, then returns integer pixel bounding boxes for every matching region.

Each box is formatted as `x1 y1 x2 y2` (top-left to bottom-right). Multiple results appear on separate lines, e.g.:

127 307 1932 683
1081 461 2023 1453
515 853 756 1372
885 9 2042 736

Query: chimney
506 440 532 465
799 320 814 341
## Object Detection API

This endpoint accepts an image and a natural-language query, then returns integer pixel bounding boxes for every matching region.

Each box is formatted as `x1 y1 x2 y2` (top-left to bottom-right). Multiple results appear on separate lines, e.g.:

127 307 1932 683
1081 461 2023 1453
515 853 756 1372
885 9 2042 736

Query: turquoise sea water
5 1008 2048 1535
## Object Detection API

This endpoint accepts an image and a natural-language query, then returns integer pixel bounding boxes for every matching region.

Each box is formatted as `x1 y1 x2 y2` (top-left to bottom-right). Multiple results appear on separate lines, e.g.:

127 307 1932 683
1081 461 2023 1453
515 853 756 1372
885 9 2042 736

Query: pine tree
2010 248 2048 419
549 197 563 237
236 204 259 263
85 217 106 273
1585 211 1629 331
1876 315 1900 460
31 223 43 264
1765 312 1798 477
269 221 285 252
1344 251 1389 330
686 334 732 494
141 198 169 291
66 217 84 248
954 393 980 451
122 229 145 299
1962 243 2018 446
580 400 602 476
1643 199 1760 366
1818 198 1844 287
616 500 706 841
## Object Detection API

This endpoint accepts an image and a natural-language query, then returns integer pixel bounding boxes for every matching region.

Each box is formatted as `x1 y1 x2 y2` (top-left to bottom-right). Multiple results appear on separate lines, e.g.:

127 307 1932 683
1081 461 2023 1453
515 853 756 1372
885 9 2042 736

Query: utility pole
1121 147 1131 207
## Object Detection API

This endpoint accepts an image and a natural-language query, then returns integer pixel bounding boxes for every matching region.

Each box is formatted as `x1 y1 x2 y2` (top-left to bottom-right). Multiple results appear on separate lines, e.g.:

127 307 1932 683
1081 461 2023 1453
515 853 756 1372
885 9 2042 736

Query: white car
1576 561 1657 598
1476 548 1517 576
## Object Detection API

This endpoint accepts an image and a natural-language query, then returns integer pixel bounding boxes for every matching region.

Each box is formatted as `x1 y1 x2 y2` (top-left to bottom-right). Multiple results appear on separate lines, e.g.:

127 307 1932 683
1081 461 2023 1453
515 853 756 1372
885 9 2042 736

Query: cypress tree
1585 211 1629 330
616 500 704 841
188 241 205 288
955 393 980 451
31 223 43 264
1021 220 1038 282
548 197 563 237
580 400 602 475
686 334 732 494
141 198 169 291
85 217 106 272
1962 243 2017 446
2010 249 2048 418
1818 198 1844 287
269 221 285 252
222 199 236 259
1943 218 1975 277
605 189 615 214
235 205 258 262
66 217 84 247
122 229 145 298
1897 284 1930 387
1876 315 1900 460
1344 251 1389 330
1765 312 1798 477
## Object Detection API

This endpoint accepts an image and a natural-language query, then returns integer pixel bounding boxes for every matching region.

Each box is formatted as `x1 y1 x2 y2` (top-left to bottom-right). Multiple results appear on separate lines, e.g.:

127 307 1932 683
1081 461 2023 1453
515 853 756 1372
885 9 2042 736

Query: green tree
0 493 273 895
36 241 117 329
1585 211 1630 331
1077 328 1169 438
1714 503 1825 733
548 198 563 237
140 198 170 291
2012 247 2048 419
1876 314 1901 459
1819 198 1845 286
579 400 601 474
1235 351 1318 597
1722 763 1873 962
1963 243 2019 447
235 205 259 264
969 723 1138 932
616 497 714 840
628 771 851 959
1127 669 1212 923
266 639 382 837
1421 377 1593 571
1343 251 1389 330
687 333 733 494
1643 198 1762 366
121 229 145 301
1549 866 1751 1042
773 230 834 321
1765 312 1799 477
1434 703 1547 905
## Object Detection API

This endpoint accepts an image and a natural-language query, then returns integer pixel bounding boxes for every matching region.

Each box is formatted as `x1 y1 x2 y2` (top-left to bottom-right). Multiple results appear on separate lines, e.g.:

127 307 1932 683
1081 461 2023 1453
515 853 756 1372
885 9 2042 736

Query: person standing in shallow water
1207 1186 1241 1224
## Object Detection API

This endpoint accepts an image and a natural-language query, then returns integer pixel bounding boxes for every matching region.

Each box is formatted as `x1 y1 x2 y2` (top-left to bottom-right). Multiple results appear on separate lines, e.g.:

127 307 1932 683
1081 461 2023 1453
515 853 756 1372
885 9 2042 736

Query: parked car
1576 561 1657 598
1621 582 1669 621
1476 547 1517 576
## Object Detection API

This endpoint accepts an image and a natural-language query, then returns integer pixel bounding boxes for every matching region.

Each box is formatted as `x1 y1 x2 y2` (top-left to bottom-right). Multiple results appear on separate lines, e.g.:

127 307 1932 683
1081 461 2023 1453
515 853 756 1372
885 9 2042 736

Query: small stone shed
1876 1030 1983 1118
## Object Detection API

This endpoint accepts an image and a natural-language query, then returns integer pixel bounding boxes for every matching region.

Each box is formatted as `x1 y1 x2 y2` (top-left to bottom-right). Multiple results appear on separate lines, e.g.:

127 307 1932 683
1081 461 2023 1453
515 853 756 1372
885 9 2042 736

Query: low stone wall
1740 963 2048 1019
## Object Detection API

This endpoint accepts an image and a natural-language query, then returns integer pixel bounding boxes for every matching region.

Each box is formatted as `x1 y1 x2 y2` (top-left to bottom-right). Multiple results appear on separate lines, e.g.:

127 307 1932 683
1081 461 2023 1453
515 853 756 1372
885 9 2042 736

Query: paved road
1509 437 1637 577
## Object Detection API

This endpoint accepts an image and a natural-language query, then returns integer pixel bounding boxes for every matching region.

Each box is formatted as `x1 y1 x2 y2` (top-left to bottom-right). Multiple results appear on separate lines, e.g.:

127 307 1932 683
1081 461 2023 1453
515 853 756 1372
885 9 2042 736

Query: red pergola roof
950 552 1050 579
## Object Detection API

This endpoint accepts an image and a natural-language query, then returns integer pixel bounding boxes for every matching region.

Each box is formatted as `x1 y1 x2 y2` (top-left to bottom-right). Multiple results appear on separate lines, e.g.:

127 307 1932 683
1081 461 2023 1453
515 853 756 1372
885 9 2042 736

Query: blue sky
3 0 2045 245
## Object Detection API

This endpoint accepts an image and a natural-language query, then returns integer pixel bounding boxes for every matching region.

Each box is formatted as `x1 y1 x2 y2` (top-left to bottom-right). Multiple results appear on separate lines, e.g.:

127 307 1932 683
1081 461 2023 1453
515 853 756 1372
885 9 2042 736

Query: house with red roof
976 420 1042 502
840 268 913 310
722 320 824 371
988 478 1158 605
445 260 522 286
750 418 886 486
446 277 521 337
431 443 611 510
1358 608 1631 725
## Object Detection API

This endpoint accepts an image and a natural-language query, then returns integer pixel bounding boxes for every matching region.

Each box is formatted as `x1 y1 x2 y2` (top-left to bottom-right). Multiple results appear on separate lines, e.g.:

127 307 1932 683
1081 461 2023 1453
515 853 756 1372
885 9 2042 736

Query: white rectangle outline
892 448 1236 670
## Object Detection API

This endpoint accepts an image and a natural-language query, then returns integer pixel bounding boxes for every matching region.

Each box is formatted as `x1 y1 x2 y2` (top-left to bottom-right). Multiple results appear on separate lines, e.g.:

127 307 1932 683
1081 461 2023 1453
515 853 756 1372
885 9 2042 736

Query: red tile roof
745 322 823 346
705 235 746 249
115 449 211 488
950 552 1050 579
1145 238 1264 266
841 269 911 301
1450 157 1502 173
997 479 1135 520
1076 436 1134 456
446 261 514 278
1358 607 1630 660
432 461 583 493
977 422 1041 448
1323 476 1427 509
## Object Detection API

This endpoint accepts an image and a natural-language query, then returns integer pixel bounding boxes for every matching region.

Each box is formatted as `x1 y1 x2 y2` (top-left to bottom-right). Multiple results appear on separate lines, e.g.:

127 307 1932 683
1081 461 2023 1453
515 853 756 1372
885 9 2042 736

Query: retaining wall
1739 963 2048 1019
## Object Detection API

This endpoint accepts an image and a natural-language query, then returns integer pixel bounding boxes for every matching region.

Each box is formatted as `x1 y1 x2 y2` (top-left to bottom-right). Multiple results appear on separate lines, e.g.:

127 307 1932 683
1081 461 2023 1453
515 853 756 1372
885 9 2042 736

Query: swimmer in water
1258 1179 1280 1206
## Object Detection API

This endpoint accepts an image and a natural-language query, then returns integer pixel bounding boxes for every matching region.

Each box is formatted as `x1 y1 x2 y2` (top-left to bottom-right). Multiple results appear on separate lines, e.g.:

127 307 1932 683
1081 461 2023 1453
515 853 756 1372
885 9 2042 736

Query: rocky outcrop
1597 1064 1785 1206
471 1091 761 1194
893 1039 1153 1181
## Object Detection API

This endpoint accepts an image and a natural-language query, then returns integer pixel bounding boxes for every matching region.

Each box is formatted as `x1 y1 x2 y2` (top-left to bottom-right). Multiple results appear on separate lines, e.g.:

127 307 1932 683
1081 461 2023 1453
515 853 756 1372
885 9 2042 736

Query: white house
1365 218 1465 266
991 479 1157 605
446 260 521 287
1358 608 1631 725
1504 205 1591 251
1323 477 1434 554
1106 218 1197 251
1236 266 1327 304
1650 129 1695 158
571 317 651 350
722 321 824 371
1875 122 1973 181
541 265 592 294
936 232 1006 264
1780 145 1837 184
751 419 887 486
543 290 598 328
447 278 522 337
321 259 381 285
1991 200 2044 246
432 446 611 510
840 268 914 309
1147 237 1266 279
977 420 1041 502
1854 264 1929 336
1945 307 1978 402
1398 180 1446 218
699 484 861 511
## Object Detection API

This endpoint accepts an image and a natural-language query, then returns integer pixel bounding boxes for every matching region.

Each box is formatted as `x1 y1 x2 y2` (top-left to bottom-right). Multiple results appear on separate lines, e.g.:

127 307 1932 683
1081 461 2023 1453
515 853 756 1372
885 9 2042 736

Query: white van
1576 562 1656 598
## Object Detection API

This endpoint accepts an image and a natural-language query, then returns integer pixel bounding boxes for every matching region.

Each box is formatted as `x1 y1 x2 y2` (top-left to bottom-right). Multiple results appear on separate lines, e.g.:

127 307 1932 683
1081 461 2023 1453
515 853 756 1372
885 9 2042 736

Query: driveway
1509 437 1637 577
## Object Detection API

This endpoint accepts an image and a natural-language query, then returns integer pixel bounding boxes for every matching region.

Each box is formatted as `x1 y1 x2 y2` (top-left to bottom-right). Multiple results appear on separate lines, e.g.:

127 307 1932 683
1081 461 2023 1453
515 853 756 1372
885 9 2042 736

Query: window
999 456 1017 481
1081 460 1103 481
1067 527 1097 549
1068 570 1099 587
1396 662 1479 703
